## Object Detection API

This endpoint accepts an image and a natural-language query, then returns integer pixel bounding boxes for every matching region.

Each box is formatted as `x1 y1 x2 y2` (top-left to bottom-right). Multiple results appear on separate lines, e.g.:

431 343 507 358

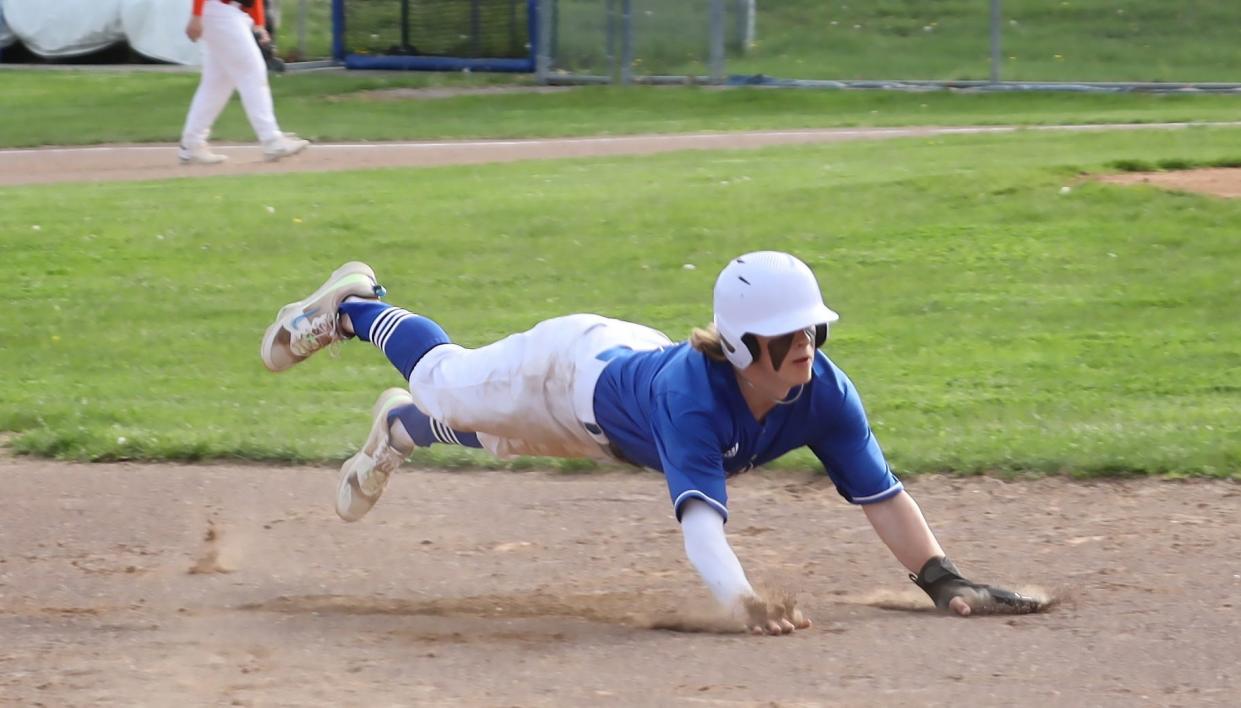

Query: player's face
757 327 816 386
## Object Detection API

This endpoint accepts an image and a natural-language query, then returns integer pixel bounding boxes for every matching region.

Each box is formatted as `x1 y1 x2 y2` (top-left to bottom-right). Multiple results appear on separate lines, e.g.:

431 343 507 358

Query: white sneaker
259 261 384 373
336 388 417 522
262 132 310 162
178 143 228 165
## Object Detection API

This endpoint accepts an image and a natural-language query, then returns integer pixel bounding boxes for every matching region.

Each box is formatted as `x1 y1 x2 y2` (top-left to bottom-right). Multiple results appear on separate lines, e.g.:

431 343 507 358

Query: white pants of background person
180 0 306 164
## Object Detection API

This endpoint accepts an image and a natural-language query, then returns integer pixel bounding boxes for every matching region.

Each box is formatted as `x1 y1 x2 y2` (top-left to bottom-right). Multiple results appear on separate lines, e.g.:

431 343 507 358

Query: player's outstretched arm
679 499 811 635
862 490 1040 615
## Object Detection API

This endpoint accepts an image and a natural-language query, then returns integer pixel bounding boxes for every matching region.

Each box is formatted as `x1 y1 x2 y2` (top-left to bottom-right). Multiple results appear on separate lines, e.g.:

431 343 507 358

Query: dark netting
344 0 530 58
547 0 719 78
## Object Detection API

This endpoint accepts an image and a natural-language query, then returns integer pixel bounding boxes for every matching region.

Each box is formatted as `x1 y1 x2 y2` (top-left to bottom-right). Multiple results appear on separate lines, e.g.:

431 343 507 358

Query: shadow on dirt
238 591 750 634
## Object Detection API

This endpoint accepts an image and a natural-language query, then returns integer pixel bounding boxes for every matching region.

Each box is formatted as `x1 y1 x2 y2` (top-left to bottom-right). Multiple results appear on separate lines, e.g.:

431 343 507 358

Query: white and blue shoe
336 388 417 522
260 261 383 373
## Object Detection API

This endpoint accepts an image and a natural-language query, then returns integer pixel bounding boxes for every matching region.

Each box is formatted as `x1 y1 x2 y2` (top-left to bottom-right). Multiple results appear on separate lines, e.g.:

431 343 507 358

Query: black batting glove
911 556 1043 615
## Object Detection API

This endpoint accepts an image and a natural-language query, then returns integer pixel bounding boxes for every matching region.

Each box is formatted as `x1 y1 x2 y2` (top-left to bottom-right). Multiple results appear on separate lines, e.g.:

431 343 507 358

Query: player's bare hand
742 593 812 636
185 16 203 42
254 27 272 46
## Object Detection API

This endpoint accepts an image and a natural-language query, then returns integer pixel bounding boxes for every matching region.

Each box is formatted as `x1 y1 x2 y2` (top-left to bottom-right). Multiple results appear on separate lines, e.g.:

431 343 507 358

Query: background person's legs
179 9 236 159
202 0 282 144
180 46 233 150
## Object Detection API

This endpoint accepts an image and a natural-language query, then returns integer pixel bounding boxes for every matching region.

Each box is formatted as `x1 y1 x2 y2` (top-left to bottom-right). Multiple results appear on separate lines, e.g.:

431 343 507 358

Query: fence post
330 0 345 62
296 0 308 60
709 0 725 82
989 0 1002 83
606 0 617 82
400 0 411 52
620 0 633 85
535 0 552 82
741 0 756 52
470 0 482 57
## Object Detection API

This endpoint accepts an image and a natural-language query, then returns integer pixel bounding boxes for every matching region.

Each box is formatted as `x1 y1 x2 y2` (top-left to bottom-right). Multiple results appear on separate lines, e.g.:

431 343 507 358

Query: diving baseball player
260 252 1041 634
180 0 307 165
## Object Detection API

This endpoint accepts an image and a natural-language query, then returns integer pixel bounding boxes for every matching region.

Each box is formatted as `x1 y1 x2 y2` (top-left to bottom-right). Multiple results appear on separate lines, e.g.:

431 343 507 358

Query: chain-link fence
1 0 1235 85
282 0 1241 88
536 0 1241 88
536 0 749 83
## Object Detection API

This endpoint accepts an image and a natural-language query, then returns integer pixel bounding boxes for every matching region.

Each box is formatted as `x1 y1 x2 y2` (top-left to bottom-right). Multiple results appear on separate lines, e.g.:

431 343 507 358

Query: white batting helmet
713 251 840 369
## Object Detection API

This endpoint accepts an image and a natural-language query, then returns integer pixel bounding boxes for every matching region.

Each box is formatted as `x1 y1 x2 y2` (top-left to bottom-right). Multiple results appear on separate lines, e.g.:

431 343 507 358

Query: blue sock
339 299 451 380
389 404 482 449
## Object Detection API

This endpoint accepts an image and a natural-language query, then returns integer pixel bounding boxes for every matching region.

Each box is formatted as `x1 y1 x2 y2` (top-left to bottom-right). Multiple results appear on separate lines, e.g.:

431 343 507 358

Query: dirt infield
1096 167 1241 199
3 121 1241 188
1 457 1238 706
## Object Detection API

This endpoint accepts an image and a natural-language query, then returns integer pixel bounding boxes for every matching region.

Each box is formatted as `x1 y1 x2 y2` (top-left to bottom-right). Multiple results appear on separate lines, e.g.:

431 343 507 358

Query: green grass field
3 69 1241 148
2 126 1237 476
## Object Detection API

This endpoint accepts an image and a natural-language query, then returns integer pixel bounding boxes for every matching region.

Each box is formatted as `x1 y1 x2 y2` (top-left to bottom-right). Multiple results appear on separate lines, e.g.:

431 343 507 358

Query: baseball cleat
178 143 228 165
260 261 383 372
262 132 309 162
336 388 417 522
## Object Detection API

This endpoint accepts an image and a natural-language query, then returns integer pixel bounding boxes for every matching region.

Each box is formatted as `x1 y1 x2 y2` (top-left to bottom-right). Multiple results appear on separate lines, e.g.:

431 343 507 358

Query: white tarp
0 2 17 49
3 0 126 58
120 0 202 65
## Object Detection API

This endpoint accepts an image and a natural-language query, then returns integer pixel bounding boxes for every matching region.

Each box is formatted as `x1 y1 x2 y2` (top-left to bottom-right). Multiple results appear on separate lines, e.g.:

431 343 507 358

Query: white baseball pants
180 0 281 147
407 314 671 460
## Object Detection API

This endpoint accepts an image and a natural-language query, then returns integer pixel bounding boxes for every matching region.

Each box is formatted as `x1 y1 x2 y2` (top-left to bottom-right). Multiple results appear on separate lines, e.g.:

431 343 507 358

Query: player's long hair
689 323 728 362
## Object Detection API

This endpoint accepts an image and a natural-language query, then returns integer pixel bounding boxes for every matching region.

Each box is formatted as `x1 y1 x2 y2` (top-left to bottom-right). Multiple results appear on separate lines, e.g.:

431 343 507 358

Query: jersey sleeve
652 391 729 522
192 0 205 17
248 1 265 27
807 363 903 505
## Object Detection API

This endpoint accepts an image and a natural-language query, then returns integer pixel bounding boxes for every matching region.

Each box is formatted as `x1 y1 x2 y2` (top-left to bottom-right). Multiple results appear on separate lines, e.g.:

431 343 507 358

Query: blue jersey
592 343 902 520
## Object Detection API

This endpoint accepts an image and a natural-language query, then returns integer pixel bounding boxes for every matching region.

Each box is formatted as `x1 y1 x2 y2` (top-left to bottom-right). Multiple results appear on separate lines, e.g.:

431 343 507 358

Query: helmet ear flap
740 333 760 363
718 327 755 369
814 323 828 348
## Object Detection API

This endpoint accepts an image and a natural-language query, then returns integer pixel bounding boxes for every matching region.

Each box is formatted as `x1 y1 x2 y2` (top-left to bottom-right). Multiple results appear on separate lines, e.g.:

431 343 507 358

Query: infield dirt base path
3 121 1241 188
1 457 1238 706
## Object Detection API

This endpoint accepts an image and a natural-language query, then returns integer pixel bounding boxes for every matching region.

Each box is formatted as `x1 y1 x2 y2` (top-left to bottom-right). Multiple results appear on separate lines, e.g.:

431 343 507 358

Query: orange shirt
193 0 265 27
